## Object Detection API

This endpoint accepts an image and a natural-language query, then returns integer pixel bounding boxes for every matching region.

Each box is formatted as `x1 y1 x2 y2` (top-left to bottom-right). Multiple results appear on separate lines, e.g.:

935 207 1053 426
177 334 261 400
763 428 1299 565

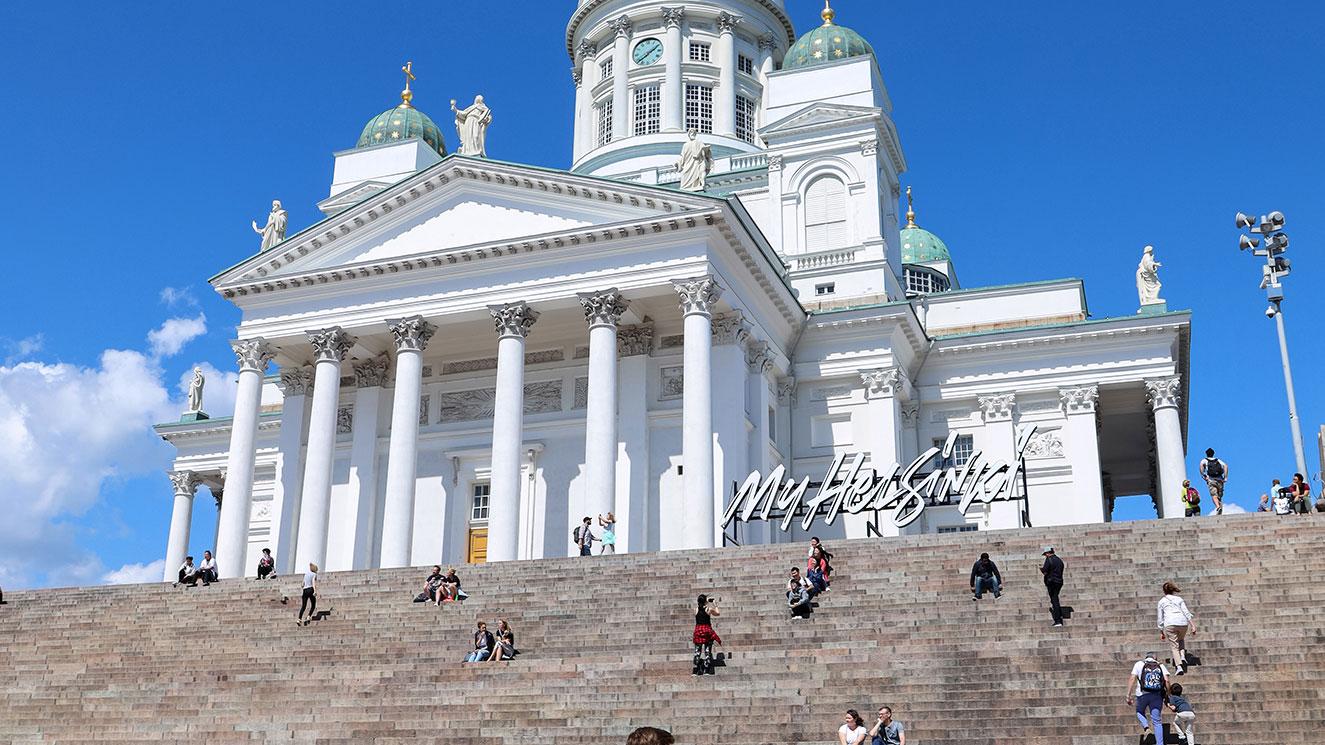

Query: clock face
633 38 663 66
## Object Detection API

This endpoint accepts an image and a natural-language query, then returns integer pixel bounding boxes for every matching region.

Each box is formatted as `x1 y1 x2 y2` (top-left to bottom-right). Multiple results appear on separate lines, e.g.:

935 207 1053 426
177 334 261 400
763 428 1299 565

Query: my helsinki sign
721 426 1037 532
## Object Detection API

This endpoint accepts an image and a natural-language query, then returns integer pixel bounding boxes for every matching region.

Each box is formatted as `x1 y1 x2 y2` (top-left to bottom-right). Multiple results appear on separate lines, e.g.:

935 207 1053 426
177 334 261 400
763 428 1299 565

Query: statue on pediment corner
451 95 492 158
252 200 288 251
186 367 205 413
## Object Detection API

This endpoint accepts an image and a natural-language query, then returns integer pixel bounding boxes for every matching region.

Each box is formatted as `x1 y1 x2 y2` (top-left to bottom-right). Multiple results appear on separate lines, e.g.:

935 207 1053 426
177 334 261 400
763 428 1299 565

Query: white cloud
1222 503 1247 514
3 334 44 365
103 559 166 585
159 286 199 308
147 314 207 358
178 361 240 418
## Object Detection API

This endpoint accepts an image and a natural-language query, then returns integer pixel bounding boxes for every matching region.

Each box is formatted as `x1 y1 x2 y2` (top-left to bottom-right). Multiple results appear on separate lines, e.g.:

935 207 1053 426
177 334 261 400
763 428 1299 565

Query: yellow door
467 527 488 564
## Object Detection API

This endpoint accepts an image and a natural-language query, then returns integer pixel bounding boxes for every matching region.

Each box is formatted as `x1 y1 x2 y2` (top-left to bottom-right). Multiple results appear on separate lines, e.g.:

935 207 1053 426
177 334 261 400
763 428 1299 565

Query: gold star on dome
813 38 823 45
374 132 384 141
834 36 843 43
813 50 823 59
391 131 400 138
834 49 844 57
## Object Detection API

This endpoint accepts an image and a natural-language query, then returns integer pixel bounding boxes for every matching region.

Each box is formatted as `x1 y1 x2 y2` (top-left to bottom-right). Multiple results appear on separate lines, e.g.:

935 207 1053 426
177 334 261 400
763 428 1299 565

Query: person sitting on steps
807 545 831 595
197 550 218 585
838 709 868 745
808 537 833 589
787 567 813 620
691 594 721 675
970 552 1002 600
176 556 199 587
256 548 276 580
626 727 674 745
465 620 494 662
442 567 466 603
416 565 444 605
488 618 517 663
868 705 905 745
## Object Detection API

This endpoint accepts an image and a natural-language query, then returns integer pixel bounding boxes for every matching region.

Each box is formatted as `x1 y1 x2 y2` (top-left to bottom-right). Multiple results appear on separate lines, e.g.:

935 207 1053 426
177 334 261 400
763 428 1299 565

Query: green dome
901 225 950 264
783 9 874 70
356 103 447 156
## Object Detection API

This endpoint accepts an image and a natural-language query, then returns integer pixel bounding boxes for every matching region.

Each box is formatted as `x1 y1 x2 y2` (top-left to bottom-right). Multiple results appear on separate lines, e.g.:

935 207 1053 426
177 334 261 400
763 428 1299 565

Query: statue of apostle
451 95 493 158
676 129 713 192
252 200 288 252
187 367 205 413
1136 245 1164 307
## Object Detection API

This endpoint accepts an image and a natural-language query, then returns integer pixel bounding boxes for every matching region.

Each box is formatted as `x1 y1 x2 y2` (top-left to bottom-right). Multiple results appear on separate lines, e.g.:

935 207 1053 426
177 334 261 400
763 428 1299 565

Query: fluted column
487 302 539 562
163 471 200 582
715 12 741 137
216 339 274 579
1146 376 1186 519
757 33 776 126
579 289 628 522
273 366 312 575
1060 385 1105 524
379 316 436 568
295 327 356 570
573 40 594 160
662 7 686 131
609 16 632 142
673 276 721 550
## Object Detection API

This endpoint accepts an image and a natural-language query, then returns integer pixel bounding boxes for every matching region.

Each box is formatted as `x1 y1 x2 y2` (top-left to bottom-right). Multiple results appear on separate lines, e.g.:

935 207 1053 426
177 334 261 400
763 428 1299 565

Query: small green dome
356 103 447 156
783 6 874 70
901 225 950 264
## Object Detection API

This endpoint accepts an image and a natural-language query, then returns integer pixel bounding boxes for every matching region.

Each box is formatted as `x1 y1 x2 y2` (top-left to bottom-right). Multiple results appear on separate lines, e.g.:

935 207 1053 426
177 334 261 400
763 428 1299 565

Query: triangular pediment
760 103 882 137
213 156 715 286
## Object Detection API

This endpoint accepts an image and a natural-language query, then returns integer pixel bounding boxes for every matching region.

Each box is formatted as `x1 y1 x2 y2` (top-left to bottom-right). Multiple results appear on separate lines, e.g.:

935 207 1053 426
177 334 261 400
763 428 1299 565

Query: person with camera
867 705 905 745
691 594 721 675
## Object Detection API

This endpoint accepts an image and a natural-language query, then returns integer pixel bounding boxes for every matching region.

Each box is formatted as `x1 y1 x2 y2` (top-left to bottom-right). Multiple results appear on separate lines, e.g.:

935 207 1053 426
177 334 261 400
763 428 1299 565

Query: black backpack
1205 458 1224 480
1139 660 1166 693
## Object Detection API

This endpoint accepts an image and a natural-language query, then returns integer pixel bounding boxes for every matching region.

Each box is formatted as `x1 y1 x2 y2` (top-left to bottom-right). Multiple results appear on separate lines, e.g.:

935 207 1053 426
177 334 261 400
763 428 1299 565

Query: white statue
676 129 713 192
186 367 205 413
451 95 493 157
1136 245 1164 306
252 200 288 251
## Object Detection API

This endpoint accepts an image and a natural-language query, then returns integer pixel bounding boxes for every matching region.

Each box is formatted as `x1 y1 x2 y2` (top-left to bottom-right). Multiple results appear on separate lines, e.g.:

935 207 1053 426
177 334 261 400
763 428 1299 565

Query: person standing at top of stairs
1040 546 1066 627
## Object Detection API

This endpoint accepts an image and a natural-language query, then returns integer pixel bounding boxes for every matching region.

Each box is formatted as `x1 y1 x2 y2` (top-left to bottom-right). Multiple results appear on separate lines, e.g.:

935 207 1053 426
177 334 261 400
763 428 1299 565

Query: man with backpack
1198 448 1228 515
1180 480 1201 517
1126 652 1171 745
573 516 595 557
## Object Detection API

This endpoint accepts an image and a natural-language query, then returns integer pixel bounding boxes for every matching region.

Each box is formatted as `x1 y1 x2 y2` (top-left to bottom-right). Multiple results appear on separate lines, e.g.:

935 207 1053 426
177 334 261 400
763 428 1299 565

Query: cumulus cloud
3 334 44 365
159 286 199 308
178 361 240 418
1222 503 1247 514
147 314 207 358
103 559 166 585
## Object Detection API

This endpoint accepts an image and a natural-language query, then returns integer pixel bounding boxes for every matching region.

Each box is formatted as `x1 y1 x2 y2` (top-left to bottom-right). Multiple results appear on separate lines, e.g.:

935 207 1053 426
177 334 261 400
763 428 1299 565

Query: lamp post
1236 210 1309 481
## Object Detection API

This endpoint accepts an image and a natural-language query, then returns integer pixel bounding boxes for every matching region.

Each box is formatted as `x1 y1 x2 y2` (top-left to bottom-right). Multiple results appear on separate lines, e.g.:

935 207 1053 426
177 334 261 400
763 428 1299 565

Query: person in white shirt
198 550 218 585
296 563 319 627
837 709 868 745
176 556 199 587
1126 653 1171 745
1157 582 1196 674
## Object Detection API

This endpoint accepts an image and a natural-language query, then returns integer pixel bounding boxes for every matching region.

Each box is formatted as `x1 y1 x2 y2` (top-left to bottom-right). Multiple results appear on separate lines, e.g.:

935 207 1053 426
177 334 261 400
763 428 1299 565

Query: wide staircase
1 513 1323 744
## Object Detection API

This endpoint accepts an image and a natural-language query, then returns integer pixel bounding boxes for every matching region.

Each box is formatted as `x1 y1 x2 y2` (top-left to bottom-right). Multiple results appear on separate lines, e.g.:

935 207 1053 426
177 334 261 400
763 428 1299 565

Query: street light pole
1271 307 1309 479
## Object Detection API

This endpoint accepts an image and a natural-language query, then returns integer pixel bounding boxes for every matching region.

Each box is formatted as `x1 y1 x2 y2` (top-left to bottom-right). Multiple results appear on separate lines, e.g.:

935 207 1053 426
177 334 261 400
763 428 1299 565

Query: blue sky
1 2 1321 588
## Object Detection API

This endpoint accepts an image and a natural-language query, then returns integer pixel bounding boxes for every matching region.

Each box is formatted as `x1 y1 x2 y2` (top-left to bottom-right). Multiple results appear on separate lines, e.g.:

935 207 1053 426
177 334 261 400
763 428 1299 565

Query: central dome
783 2 874 70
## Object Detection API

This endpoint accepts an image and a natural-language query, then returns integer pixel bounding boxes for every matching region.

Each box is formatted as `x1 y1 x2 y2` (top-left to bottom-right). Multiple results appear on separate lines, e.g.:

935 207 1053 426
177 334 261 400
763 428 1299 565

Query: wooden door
467 527 488 564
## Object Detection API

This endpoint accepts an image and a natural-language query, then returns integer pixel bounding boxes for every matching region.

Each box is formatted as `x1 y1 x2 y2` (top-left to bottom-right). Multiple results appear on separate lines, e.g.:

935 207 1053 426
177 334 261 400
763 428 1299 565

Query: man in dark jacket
1040 546 1066 627
970 552 1002 600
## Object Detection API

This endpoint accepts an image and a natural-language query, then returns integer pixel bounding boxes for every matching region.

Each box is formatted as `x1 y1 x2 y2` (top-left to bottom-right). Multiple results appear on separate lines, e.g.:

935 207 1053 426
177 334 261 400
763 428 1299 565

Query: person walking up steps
1040 546 1066 627
691 594 721 676
1180 480 1201 517
1157 581 1196 674
1126 652 1170 745
1166 682 1197 743
295 563 318 627
1198 448 1228 515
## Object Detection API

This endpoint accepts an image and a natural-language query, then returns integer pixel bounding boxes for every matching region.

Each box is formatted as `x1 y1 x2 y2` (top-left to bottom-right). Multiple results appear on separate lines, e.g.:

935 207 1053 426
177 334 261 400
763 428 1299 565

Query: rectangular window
685 84 713 134
689 41 711 62
600 58 613 81
470 483 491 522
633 85 662 136
815 282 836 296
804 177 848 251
596 99 613 146
735 95 757 144
933 434 975 469
768 406 776 440
738 54 755 75
937 525 980 534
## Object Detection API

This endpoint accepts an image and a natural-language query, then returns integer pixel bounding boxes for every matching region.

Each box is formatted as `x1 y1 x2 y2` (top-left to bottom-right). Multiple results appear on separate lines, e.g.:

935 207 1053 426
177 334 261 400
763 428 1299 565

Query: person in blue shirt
1166 682 1196 743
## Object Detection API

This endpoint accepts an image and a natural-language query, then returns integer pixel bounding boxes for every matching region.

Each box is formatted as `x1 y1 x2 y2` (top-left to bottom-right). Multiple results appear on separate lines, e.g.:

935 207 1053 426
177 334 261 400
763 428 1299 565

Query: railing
790 247 858 271
729 153 769 171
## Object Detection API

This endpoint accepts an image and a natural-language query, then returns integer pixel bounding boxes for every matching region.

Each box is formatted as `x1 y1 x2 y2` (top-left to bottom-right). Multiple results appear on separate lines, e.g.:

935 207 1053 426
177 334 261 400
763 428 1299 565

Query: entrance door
467 527 488 563
467 482 490 564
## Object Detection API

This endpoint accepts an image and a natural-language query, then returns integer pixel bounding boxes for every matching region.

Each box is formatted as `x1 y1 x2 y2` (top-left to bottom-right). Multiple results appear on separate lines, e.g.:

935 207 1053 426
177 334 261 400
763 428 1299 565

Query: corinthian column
487 302 539 562
379 316 436 568
609 16 632 142
715 12 741 137
672 275 721 550
579 289 629 522
163 471 200 582
661 7 685 131
216 338 274 578
295 327 356 570
1146 376 1186 519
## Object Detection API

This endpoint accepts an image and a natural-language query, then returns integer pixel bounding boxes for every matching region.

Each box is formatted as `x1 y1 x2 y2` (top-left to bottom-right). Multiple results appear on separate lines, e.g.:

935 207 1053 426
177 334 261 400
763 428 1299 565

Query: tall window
684 84 713 133
470 483 491 522
689 41 711 62
738 54 754 75
600 58 614 81
596 99 613 146
634 85 661 135
933 434 975 469
804 176 848 251
735 95 757 143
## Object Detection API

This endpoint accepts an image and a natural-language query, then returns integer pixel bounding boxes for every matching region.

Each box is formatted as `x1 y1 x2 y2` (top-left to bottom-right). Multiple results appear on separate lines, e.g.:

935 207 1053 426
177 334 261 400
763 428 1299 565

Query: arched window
804 176 848 251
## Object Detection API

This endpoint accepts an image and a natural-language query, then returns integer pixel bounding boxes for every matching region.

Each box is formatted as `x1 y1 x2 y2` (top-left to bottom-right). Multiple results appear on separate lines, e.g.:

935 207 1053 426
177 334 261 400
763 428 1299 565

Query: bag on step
413 591 430 603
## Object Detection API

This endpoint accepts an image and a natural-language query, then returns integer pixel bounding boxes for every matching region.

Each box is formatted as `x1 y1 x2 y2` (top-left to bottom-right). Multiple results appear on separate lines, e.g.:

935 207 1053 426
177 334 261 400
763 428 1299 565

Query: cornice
565 0 796 60
933 316 1190 357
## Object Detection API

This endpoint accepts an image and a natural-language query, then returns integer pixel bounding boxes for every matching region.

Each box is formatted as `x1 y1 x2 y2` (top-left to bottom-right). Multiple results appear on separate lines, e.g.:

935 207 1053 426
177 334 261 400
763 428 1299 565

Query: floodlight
1264 232 1289 253
1235 212 1256 229
1239 234 1260 250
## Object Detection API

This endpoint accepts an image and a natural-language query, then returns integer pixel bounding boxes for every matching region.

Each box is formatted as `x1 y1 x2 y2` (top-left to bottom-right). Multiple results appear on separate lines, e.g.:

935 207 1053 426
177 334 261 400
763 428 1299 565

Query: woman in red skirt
692 594 722 675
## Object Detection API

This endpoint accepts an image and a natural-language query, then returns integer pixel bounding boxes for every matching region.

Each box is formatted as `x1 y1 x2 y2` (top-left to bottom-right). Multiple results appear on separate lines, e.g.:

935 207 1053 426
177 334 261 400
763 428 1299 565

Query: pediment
316 180 394 215
760 103 882 137
213 157 712 286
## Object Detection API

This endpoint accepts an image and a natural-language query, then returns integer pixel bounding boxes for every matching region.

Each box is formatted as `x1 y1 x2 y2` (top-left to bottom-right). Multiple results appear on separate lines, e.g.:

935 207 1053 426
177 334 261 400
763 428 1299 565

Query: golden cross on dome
400 60 416 108
905 186 918 228
822 0 836 26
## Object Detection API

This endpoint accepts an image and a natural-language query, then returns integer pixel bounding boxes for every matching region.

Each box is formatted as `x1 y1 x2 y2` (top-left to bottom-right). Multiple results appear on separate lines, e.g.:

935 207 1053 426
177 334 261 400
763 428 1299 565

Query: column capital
489 302 540 339
618 322 655 357
672 275 722 317
578 288 630 328
1059 384 1100 415
609 15 633 38
758 32 777 52
571 67 583 87
1145 376 1182 410
777 376 797 406
306 327 356 363
577 40 596 61
717 11 742 33
860 139 879 157
277 365 314 396
387 315 436 353
169 470 201 498
353 355 390 388
860 367 904 399
710 312 749 346
901 404 921 428
661 6 685 28
211 489 223 509
746 340 773 373
767 154 784 172
978 391 1017 423
230 339 274 374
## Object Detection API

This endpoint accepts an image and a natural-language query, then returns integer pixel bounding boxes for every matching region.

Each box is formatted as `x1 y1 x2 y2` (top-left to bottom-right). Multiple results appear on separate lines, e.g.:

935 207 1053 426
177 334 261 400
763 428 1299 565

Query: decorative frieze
1025 430 1065 459
387 316 436 353
168 471 200 498
231 338 274 373
441 349 563 375
578 288 629 328
419 395 430 426
758 33 777 51
436 382 564 423
336 406 353 434
618 323 655 357
672 275 722 316
524 380 563 415
1059 385 1100 415
860 368 903 399
811 385 853 401
660 366 685 399
352 355 390 388
307 327 355 363
573 376 590 409
977 392 1016 423
278 365 314 396
711 313 749 346
1145 376 1181 410
659 334 684 349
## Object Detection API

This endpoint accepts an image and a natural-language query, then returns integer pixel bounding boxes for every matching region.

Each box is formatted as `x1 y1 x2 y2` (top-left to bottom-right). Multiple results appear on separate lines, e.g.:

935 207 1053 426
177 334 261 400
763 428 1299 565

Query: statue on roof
1136 245 1164 307
252 200 288 252
451 95 492 158
677 129 713 192
186 367 205 414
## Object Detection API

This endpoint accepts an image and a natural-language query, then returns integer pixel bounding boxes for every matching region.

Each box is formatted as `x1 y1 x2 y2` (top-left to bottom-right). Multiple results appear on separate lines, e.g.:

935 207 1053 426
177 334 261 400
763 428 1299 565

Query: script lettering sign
722 427 1036 532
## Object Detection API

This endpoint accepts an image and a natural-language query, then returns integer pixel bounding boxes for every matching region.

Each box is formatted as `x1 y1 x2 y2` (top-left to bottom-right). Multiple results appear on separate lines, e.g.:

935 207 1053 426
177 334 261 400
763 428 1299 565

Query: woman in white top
838 709 868 745
1157 581 1196 674
296 563 319 627
198 551 218 585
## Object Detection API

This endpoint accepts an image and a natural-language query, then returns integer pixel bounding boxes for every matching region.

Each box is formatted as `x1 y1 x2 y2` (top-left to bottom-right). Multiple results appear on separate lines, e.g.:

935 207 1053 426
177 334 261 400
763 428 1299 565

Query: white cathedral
157 0 1192 580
